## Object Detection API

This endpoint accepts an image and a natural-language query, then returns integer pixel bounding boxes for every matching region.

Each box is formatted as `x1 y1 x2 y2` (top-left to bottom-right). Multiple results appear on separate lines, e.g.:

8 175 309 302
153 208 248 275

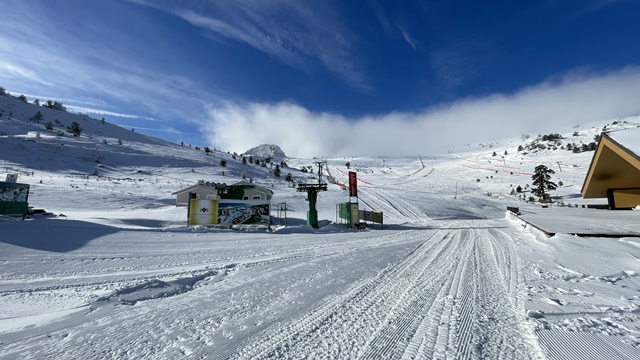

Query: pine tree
531 165 557 202
273 165 281 177
66 121 82 137
30 111 44 123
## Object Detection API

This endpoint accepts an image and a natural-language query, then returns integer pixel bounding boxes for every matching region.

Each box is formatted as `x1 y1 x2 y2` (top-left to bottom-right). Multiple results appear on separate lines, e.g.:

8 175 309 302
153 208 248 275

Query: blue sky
1 0 640 157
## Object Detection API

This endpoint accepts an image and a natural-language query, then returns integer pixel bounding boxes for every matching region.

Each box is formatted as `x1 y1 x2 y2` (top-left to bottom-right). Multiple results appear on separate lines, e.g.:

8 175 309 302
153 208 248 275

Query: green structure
0 181 30 219
297 183 327 228
296 161 328 228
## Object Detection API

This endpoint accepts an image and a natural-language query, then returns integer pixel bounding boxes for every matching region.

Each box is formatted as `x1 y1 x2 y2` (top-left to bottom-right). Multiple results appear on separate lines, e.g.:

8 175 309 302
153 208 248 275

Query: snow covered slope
1 93 640 359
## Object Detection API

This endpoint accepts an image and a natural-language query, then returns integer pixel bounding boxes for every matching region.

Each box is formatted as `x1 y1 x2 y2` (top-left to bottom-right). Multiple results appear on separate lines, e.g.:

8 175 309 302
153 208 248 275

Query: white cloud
64 105 157 121
205 67 640 158
394 23 418 50
0 2 216 134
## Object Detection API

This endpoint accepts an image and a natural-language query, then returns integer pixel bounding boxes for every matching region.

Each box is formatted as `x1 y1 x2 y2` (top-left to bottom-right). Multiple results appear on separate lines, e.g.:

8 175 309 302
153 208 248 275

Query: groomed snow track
223 221 540 359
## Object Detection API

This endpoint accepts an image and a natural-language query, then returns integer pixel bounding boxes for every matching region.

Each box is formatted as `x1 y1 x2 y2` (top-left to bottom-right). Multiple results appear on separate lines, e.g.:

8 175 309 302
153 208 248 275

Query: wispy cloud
205 67 640 158
369 1 419 50
394 23 419 50
64 106 157 121
429 45 475 89
0 1 216 141
582 0 628 14
540 0 628 16
132 0 371 92
112 125 197 135
368 0 394 36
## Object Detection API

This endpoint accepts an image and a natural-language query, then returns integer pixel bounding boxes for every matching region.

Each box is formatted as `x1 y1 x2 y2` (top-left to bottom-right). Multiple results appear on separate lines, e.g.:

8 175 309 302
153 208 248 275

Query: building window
253 196 261 200
243 196 249 200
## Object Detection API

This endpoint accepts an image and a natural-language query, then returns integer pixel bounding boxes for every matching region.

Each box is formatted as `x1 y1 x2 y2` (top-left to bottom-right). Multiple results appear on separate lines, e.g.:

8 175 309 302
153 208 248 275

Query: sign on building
349 171 357 197
188 199 219 226
188 199 270 226
0 181 30 217
0 182 29 202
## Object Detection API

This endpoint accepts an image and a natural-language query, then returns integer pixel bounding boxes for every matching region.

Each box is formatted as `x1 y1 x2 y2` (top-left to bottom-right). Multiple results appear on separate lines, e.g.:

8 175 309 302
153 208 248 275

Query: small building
581 128 640 209
172 180 274 206
224 180 274 201
171 183 220 206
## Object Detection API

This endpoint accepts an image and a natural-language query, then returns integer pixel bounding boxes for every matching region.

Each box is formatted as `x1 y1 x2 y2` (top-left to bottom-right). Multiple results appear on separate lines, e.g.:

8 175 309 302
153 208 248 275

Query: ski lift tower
296 161 328 228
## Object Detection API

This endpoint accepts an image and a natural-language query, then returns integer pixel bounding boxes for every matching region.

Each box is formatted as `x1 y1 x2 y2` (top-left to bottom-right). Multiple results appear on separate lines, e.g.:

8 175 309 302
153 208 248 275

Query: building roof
581 128 640 198
171 183 218 195
608 127 640 157
231 180 274 195
172 181 274 196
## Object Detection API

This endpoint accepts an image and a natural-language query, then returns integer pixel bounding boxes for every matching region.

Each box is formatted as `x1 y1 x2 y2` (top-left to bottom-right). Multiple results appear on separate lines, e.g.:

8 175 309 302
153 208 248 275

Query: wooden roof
581 131 640 198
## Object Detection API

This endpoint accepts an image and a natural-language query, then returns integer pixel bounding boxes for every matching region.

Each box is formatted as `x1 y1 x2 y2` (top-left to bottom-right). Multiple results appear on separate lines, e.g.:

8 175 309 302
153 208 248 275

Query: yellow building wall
611 189 640 209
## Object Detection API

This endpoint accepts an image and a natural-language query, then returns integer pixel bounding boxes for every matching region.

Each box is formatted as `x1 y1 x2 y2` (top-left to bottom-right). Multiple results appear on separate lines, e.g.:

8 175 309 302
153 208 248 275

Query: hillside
2 92 640 359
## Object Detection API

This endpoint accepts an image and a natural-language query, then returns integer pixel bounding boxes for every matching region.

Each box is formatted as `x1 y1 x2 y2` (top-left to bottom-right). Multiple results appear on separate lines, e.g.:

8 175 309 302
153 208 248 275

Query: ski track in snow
221 222 540 360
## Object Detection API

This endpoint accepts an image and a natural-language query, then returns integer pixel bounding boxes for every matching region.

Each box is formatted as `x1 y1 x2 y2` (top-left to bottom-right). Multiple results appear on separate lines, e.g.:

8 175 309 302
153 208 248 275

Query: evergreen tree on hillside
29 111 44 123
44 100 66 111
273 164 281 178
531 165 557 203
18 94 27 102
0 86 6 95
66 121 82 137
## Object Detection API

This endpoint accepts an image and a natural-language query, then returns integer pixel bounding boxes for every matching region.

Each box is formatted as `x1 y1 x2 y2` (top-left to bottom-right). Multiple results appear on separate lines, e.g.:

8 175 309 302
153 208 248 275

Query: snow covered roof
170 183 217 195
231 180 274 194
607 127 640 158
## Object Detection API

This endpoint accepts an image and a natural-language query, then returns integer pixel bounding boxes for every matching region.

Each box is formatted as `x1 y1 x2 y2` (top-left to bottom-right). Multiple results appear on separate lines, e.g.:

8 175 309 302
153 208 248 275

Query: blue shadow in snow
0 217 120 252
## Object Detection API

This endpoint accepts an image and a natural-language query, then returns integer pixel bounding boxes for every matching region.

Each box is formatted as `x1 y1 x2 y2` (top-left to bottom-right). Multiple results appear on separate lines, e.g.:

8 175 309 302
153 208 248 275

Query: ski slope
1 95 640 359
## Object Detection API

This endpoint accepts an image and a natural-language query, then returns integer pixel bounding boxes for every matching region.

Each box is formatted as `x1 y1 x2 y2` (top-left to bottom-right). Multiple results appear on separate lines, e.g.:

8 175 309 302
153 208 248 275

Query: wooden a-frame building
581 128 640 209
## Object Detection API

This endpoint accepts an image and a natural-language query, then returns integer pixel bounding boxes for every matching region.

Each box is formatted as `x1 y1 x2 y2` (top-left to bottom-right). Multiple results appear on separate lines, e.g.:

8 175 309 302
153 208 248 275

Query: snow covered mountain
2 91 640 359
243 143 287 158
